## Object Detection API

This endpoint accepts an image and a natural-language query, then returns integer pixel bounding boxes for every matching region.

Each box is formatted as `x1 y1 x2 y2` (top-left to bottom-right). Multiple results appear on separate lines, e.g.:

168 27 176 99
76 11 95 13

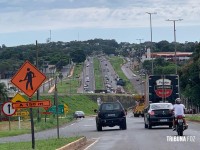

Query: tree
70 49 86 63
0 83 8 102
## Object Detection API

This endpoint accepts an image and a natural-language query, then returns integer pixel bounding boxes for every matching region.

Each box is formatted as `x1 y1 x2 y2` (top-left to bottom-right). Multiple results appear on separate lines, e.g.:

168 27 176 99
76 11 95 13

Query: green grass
185 115 200 122
93 57 104 90
0 136 81 150
0 129 31 138
108 56 136 94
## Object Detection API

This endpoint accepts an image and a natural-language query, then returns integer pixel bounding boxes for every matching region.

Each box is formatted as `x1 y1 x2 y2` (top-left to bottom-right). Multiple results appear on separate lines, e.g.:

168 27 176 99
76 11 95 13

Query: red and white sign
154 79 173 98
2 102 16 116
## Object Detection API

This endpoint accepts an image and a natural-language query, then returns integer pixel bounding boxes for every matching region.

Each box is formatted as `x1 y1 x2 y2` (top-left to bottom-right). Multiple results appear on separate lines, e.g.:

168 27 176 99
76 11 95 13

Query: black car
116 78 125 86
144 103 174 129
95 101 127 131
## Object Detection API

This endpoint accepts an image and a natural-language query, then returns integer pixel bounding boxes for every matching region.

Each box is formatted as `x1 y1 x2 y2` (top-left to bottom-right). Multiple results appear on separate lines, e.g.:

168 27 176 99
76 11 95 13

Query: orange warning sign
12 100 51 109
11 61 46 97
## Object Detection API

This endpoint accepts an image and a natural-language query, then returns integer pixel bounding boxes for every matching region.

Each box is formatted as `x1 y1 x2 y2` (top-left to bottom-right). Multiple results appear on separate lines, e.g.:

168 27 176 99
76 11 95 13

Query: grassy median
0 136 81 150
108 56 136 94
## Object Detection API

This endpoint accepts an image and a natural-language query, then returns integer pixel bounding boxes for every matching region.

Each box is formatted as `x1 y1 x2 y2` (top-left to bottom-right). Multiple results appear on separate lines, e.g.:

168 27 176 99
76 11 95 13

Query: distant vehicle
132 74 137 77
144 103 174 129
115 86 123 94
86 77 90 82
74 111 85 119
86 64 90 67
116 78 125 86
94 101 127 131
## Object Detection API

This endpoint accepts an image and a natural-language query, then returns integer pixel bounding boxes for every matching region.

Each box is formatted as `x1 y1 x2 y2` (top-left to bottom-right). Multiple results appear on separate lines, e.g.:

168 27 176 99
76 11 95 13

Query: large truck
133 94 145 117
146 75 179 104
133 74 179 117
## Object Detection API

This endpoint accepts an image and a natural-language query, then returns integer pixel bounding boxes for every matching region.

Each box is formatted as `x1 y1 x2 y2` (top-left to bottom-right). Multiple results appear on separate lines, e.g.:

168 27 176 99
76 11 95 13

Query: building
141 48 193 62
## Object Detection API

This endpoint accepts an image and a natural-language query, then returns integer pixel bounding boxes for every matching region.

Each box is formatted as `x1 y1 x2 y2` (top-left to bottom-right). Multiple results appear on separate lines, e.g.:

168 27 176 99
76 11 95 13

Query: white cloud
0 0 200 33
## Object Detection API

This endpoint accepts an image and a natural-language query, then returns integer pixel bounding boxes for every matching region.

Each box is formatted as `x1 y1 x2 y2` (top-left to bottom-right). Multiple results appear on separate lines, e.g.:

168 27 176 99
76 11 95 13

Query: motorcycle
174 115 188 136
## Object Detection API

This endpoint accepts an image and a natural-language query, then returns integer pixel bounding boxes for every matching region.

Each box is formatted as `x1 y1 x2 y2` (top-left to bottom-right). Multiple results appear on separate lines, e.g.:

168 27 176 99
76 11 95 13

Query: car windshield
75 111 84 114
150 103 173 110
101 103 121 111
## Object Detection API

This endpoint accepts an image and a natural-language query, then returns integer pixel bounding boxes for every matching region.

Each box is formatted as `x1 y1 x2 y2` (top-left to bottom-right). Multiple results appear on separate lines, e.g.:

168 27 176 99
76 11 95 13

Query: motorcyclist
172 98 188 130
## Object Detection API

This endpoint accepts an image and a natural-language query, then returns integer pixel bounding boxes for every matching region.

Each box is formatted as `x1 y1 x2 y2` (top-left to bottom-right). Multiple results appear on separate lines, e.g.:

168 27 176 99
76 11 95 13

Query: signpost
2 102 16 116
64 104 69 114
11 61 46 97
11 93 27 111
13 110 29 116
11 60 46 149
48 105 64 114
12 100 51 109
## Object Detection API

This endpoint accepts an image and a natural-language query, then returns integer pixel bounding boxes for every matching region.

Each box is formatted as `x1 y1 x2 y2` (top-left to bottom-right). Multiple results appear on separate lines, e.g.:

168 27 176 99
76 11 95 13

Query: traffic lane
121 64 133 80
87 116 200 150
129 78 144 94
0 115 200 150
88 57 95 91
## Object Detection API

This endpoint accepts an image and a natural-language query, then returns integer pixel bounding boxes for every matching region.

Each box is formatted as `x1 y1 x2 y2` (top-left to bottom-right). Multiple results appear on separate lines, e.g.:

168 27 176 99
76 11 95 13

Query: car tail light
149 110 155 116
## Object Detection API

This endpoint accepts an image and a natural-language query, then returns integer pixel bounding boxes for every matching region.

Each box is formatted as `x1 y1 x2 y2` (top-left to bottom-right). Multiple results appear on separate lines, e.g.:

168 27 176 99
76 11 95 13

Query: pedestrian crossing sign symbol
11 60 46 97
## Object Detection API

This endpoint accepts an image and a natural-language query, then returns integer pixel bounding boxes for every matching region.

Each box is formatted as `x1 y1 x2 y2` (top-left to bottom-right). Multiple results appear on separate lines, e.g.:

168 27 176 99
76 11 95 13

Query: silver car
74 111 85 119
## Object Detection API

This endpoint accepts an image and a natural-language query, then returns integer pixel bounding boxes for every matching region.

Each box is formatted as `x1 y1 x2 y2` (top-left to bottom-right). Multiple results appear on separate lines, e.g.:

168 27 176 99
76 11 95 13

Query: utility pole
166 19 183 74
136 38 144 71
36 40 40 122
146 12 156 75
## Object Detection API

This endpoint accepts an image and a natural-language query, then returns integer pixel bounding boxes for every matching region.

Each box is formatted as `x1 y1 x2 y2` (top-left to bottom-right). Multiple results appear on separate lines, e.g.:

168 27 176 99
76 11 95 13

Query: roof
151 52 193 57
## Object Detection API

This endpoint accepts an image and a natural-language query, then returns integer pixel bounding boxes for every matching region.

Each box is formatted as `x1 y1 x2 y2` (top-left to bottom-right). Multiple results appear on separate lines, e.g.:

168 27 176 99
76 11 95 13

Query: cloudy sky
0 0 200 46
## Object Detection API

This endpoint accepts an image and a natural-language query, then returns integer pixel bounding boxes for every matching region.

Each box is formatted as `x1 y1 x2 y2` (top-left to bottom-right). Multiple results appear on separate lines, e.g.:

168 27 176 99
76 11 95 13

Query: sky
0 0 200 47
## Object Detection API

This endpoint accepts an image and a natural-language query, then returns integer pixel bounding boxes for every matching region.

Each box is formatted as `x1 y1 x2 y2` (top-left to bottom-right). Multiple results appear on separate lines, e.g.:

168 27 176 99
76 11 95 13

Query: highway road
99 56 124 93
121 61 145 95
0 113 199 150
80 57 95 93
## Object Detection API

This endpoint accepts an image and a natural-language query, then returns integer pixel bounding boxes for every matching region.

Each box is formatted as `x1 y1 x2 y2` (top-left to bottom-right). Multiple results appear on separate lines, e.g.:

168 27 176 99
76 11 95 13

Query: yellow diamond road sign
11 93 27 103
11 93 27 110
64 104 69 113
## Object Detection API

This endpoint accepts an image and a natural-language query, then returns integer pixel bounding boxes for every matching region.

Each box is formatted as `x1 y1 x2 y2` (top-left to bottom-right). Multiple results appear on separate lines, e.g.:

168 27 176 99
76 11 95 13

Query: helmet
175 98 181 104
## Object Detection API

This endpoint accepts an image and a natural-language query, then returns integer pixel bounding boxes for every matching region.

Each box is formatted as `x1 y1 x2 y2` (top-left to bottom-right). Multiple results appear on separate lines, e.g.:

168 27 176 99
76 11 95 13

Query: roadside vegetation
93 57 104 90
185 115 200 122
0 136 81 150
57 63 83 94
108 56 136 94
0 94 98 138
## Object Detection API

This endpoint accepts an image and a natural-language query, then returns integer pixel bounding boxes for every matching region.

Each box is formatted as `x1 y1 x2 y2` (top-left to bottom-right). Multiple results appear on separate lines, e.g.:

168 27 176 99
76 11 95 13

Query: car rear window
101 103 121 111
150 103 173 110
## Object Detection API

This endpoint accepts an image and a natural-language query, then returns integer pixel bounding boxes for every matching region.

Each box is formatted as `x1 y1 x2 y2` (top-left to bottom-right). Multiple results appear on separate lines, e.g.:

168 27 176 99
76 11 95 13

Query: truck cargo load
146 75 179 104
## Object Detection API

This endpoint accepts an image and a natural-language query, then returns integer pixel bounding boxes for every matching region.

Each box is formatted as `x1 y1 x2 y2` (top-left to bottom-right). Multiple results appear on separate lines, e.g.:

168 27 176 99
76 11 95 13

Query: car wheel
96 123 102 131
141 114 144 117
148 121 152 129
120 120 127 130
144 122 148 128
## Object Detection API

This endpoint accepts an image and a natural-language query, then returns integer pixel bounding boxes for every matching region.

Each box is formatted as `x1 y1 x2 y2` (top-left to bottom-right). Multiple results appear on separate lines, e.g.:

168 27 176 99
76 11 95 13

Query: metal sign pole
29 97 35 149
55 76 59 139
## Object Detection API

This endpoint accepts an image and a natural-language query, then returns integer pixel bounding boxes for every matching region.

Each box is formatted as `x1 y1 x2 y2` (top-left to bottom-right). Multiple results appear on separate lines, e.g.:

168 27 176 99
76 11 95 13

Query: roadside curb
56 137 87 150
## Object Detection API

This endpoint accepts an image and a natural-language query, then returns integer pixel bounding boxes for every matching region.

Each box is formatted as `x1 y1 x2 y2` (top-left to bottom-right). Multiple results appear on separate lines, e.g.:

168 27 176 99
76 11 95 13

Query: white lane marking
84 138 100 150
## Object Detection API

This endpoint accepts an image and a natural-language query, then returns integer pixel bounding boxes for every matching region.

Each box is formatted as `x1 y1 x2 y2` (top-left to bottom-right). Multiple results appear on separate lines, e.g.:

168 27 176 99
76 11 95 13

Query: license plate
178 119 183 123
107 114 115 117
160 119 168 122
